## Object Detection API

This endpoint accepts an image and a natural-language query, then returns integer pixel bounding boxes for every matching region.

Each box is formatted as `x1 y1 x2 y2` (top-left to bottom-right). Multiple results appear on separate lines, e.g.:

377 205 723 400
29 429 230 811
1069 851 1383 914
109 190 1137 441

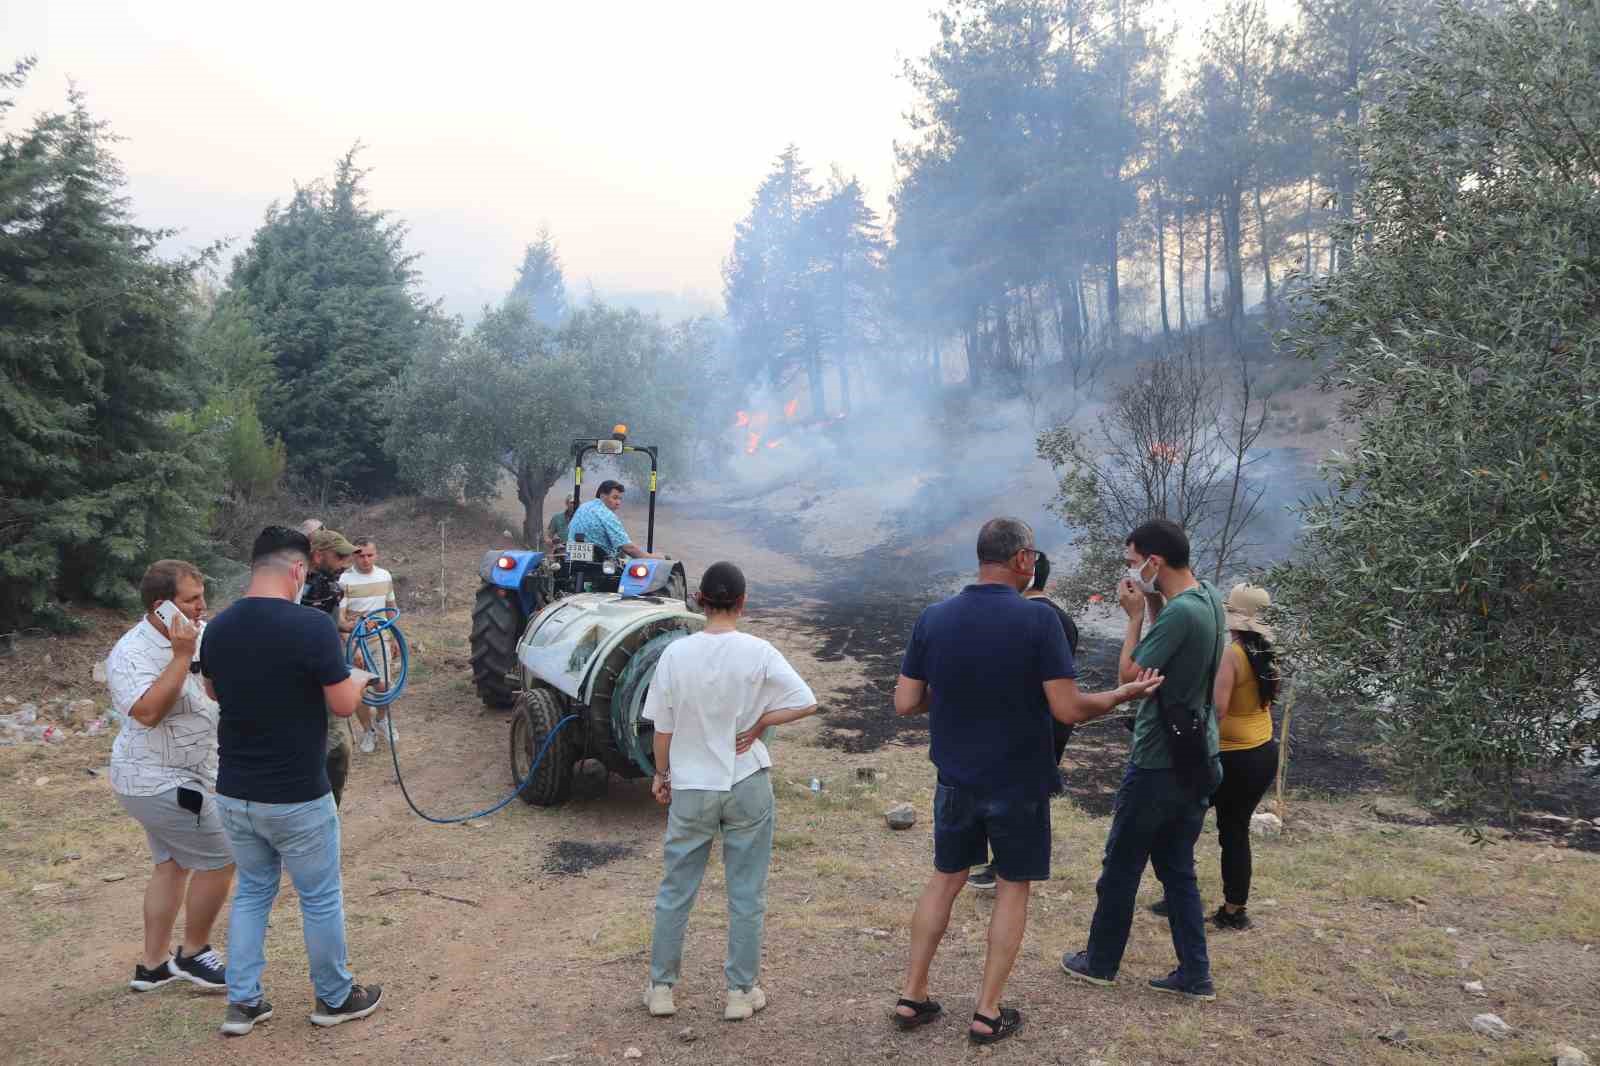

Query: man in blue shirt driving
566 480 666 560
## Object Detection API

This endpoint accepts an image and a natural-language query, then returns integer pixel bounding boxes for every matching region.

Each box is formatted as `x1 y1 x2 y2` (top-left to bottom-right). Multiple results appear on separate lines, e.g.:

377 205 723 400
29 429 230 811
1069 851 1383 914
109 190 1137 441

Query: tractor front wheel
666 567 689 610
470 585 521 709
510 685 577 806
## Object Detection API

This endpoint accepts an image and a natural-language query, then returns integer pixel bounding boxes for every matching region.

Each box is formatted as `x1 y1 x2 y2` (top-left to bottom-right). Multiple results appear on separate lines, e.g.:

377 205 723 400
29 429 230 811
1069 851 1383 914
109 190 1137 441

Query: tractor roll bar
571 438 659 553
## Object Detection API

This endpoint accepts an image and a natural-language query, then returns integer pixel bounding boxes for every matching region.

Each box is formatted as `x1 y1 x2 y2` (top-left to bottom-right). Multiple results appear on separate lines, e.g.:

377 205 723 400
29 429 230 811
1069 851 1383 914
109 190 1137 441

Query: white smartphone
154 600 183 630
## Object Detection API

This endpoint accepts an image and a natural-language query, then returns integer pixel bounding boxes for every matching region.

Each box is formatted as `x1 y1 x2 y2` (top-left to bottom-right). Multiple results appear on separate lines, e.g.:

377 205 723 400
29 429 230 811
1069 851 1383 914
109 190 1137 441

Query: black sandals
967 1006 1023 1045
892 997 943 1030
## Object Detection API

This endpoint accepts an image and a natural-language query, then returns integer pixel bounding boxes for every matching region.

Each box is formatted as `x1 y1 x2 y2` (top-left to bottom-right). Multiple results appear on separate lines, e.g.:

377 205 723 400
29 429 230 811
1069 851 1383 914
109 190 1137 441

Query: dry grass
2 497 1597 1065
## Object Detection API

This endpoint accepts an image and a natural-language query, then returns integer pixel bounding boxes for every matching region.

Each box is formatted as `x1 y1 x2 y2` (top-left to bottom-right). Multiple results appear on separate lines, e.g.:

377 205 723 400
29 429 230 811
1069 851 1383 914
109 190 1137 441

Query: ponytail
1236 630 1280 706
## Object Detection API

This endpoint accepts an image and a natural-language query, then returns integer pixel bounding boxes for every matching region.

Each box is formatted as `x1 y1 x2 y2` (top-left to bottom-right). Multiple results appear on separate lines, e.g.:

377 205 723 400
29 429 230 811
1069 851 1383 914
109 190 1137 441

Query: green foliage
509 225 568 327
0 64 215 628
1271 0 1600 813
723 147 885 413
227 146 432 498
387 298 722 546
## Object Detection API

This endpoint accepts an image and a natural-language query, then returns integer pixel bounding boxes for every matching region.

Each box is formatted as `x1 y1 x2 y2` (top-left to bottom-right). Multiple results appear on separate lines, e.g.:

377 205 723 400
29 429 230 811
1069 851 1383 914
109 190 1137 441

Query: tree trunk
1223 184 1245 342
1105 228 1121 338
1156 190 1171 341
1303 177 1314 276
837 357 852 413
807 346 826 418
1177 201 1189 332
515 461 558 549
1203 205 1214 319
1255 181 1274 324
965 311 982 390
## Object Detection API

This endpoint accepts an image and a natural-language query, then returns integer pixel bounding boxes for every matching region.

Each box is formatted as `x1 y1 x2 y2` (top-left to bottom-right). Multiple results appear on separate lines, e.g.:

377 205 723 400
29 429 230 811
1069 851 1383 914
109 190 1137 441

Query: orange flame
783 397 799 419
766 439 784 450
745 432 760 455
734 410 750 428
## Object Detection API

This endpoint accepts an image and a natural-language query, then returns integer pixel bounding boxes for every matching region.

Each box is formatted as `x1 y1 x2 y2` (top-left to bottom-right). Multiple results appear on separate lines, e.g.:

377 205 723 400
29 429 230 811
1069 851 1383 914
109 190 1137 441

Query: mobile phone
155 600 182 630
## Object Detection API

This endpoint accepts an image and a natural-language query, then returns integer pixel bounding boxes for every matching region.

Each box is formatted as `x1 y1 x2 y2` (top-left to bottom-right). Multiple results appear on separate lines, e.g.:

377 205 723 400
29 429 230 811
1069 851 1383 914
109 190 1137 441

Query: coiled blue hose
342 608 579 824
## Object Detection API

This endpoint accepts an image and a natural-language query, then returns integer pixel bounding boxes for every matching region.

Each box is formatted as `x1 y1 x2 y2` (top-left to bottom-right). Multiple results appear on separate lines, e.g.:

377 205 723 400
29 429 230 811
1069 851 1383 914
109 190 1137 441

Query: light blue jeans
215 792 353 1008
650 769 774 992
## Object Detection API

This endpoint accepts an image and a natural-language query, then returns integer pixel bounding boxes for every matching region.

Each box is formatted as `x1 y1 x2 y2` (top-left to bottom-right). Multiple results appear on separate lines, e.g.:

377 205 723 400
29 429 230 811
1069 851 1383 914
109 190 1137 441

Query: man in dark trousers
202 526 384 1037
1060 518 1226 1001
299 528 356 805
889 518 1162 1046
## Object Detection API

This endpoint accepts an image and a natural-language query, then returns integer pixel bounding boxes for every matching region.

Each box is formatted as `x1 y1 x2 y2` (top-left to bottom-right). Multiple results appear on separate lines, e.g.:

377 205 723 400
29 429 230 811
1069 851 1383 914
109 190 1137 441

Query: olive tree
1270 0 1600 814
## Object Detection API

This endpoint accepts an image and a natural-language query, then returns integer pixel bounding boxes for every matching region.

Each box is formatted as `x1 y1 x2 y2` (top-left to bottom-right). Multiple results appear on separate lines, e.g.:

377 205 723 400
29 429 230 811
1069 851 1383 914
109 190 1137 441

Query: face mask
1127 557 1159 594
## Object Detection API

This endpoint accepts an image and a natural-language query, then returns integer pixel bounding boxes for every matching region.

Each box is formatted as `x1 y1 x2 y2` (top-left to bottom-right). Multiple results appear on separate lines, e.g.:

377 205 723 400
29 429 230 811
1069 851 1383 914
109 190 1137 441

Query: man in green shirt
1061 519 1225 1001
545 495 577 555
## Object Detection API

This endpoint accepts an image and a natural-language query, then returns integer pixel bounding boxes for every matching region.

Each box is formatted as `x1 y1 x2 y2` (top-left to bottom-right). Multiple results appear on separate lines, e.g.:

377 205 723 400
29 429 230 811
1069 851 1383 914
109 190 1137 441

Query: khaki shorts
116 788 233 871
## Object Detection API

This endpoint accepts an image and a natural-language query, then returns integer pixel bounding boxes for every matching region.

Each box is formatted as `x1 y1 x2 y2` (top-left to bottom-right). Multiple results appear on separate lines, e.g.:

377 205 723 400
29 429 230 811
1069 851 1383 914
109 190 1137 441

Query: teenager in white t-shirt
339 538 398 754
641 561 818 1023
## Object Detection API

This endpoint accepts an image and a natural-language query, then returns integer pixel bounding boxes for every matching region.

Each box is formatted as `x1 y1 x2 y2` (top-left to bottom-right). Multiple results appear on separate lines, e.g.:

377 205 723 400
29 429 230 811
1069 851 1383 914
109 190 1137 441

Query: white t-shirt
340 565 395 616
641 630 816 792
106 617 221 796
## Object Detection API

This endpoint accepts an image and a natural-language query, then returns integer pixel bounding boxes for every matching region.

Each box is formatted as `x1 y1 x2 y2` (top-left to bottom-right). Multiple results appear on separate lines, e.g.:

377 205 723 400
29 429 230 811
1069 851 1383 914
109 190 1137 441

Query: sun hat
1225 582 1274 641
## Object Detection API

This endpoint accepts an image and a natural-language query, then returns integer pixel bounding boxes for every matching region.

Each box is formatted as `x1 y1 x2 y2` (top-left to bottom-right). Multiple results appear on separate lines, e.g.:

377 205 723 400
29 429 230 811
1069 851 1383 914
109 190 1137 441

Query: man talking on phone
107 559 235 994
201 526 384 1036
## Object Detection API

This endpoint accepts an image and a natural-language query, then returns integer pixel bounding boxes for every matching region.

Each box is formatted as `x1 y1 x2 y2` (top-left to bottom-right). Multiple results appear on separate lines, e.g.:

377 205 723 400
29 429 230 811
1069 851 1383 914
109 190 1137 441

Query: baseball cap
310 528 356 556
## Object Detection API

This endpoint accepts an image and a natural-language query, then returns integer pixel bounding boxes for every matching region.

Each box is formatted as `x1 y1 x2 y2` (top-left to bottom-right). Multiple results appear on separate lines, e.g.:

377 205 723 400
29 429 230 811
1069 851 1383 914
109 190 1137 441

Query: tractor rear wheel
665 568 689 610
470 585 521 709
510 685 576 806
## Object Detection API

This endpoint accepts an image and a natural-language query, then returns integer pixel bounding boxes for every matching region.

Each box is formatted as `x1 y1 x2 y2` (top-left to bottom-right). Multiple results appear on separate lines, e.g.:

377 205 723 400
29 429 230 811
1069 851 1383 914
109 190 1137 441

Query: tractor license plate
568 541 595 563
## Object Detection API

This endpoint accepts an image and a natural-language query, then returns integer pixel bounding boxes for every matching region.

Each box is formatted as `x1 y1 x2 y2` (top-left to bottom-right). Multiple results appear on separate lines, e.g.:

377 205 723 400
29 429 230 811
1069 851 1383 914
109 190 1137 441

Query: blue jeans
216 793 353 1008
1085 762 1216 984
649 770 774 991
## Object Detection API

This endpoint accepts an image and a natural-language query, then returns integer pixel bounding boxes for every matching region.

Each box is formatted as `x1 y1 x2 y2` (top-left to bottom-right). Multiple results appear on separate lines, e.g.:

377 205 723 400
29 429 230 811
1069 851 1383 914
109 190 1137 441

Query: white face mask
1126 557 1159 594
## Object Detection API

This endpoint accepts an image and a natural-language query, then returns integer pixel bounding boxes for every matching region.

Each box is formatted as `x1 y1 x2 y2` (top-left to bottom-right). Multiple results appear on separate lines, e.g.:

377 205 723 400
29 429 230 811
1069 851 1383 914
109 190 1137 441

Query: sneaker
967 865 997 891
1212 905 1252 930
220 999 274 1036
644 982 676 1017
724 986 767 1021
359 728 377 754
173 944 227 990
310 982 384 1027
130 958 181 992
1148 897 1169 917
1059 950 1116 987
1148 969 1216 1001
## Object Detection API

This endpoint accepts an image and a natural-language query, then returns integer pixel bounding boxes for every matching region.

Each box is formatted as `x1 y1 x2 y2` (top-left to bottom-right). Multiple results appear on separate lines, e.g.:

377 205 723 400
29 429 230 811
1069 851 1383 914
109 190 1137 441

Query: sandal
968 1006 1023 1045
892 997 943 1031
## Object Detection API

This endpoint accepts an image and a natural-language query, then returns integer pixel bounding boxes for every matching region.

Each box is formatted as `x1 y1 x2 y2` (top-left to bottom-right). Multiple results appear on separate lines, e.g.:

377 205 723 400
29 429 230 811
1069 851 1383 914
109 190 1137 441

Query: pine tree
508 225 569 327
1 65 214 626
227 146 431 498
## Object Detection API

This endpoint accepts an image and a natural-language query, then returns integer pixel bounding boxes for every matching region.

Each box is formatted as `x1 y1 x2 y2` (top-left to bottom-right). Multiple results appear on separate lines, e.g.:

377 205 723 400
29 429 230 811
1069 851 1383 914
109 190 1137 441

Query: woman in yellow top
1206 583 1280 930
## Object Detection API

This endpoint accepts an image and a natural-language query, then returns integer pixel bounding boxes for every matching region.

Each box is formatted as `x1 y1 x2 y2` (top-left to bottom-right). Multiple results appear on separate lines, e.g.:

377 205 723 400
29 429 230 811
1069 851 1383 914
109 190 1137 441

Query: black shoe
310 982 384 1027
130 959 181 992
1148 897 1169 917
1212 905 1252 930
220 999 274 1036
1148 969 1216 1001
173 944 227 990
1059 950 1115 986
967 865 997 891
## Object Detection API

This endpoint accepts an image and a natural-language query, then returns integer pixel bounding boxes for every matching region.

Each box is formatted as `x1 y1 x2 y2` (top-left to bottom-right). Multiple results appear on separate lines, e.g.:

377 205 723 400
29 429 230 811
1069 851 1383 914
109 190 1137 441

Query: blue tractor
469 426 690 709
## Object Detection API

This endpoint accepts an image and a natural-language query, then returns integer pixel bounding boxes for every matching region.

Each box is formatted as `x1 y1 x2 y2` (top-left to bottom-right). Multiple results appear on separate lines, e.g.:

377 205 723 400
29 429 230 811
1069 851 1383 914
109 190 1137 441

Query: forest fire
784 397 799 419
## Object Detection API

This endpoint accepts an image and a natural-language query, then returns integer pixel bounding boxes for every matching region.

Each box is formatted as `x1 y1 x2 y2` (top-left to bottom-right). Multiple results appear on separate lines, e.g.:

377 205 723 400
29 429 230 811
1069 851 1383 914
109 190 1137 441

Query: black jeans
1213 741 1278 907
1086 761 1215 983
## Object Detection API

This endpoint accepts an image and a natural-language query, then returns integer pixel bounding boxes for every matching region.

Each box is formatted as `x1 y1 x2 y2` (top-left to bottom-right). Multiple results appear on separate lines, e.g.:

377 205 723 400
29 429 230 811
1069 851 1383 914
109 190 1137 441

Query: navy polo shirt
900 582 1077 799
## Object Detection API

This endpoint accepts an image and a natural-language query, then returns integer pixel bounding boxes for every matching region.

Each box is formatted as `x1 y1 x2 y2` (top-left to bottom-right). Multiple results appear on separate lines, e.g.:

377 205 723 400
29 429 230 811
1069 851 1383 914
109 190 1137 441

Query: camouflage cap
310 528 356 556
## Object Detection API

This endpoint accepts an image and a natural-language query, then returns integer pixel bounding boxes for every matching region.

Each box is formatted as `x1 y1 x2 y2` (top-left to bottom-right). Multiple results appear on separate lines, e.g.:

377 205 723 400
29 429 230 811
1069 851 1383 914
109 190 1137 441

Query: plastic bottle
809 777 822 793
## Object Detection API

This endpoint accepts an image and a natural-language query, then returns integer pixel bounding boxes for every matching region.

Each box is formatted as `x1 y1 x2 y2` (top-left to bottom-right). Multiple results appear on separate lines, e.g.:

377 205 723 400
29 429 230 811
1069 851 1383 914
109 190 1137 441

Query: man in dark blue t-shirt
888 518 1162 1047
199 526 385 1038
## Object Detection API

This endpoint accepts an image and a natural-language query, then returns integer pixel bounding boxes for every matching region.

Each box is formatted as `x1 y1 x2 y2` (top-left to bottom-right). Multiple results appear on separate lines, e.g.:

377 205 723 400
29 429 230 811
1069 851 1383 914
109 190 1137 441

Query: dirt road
2 490 1596 1065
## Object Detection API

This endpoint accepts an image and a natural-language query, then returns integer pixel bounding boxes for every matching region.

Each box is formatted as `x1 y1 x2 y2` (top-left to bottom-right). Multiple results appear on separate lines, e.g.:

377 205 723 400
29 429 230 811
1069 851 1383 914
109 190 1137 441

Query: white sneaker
358 729 376 755
644 982 676 1017
724 986 766 1021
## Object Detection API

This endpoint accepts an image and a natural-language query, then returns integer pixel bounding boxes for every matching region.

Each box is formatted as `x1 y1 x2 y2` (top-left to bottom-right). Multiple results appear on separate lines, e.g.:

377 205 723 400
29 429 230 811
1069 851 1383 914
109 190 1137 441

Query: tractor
469 426 699 805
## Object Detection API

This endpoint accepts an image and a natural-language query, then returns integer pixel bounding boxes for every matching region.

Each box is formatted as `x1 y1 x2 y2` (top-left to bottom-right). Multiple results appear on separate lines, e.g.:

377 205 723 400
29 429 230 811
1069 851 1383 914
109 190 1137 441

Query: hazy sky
2 1 1293 318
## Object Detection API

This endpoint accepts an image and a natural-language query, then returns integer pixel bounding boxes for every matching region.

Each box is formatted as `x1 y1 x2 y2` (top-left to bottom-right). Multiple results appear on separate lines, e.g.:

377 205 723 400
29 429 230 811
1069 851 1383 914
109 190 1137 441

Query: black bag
1156 584 1225 798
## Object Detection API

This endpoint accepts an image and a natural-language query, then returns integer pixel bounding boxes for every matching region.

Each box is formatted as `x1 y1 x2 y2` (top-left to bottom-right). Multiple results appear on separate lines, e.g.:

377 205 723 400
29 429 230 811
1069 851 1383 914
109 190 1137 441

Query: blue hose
342 608 578 825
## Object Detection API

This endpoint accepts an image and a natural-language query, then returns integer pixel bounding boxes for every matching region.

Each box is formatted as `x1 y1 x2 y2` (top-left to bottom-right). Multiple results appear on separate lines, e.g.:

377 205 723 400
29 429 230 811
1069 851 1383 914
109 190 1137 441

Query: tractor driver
567 480 665 561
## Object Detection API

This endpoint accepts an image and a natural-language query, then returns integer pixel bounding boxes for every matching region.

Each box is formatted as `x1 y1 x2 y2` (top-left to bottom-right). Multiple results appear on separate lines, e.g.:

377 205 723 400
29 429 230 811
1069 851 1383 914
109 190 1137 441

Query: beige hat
1225 583 1274 641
